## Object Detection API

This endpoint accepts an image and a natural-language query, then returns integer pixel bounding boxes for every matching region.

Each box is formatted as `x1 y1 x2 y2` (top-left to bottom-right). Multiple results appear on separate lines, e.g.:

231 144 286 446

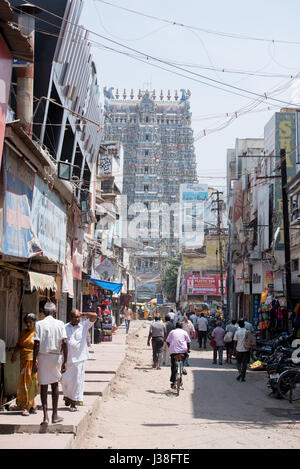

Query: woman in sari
11 313 39 416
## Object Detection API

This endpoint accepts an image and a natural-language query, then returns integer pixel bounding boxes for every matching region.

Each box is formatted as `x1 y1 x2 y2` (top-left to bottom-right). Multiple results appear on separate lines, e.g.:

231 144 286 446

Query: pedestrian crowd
146 308 257 387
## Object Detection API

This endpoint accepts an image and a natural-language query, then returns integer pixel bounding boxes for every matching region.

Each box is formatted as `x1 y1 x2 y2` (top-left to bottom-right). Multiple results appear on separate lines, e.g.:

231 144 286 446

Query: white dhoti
61 360 85 406
38 353 62 385
163 342 170 365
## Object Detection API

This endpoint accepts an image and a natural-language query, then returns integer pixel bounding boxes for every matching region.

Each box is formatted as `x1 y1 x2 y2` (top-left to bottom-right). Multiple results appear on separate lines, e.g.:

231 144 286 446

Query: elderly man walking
32 302 67 426
61 309 97 411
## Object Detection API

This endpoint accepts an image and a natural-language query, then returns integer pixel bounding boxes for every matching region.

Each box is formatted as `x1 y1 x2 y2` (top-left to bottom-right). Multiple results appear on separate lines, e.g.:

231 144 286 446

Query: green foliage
162 257 181 300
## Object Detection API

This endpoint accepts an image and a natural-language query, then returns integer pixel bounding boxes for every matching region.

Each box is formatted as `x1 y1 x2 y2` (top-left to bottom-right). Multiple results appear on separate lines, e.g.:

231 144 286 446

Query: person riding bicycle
166 322 191 390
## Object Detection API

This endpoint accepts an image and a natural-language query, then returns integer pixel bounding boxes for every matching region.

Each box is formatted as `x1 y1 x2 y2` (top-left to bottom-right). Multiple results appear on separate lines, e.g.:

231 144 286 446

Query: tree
162 257 181 301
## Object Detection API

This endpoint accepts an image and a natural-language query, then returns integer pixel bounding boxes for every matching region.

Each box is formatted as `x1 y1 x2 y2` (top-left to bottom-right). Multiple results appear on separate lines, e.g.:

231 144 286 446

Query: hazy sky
80 0 300 191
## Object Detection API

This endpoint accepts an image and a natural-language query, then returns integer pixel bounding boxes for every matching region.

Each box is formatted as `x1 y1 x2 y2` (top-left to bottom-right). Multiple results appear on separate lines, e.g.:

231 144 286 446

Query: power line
15 9 299 141
95 0 300 46
17 4 300 109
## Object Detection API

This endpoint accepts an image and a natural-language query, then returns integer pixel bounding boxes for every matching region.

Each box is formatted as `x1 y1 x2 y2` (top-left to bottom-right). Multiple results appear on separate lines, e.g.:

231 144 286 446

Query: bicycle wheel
277 369 300 402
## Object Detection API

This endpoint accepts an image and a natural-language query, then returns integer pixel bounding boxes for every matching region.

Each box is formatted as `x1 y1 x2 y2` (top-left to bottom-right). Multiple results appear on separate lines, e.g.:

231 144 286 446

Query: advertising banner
265 270 274 292
92 254 116 281
31 175 67 263
234 262 244 293
258 185 269 251
72 210 83 280
274 112 297 250
2 147 42 258
179 183 208 249
136 283 156 300
233 180 243 223
186 275 227 296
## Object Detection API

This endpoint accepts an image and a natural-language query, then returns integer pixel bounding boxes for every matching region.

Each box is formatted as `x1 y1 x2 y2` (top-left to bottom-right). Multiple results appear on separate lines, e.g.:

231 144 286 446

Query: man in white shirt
62 309 97 411
233 320 250 382
168 309 175 324
189 312 197 329
243 317 254 332
197 313 208 349
33 302 68 425
166 322 191 389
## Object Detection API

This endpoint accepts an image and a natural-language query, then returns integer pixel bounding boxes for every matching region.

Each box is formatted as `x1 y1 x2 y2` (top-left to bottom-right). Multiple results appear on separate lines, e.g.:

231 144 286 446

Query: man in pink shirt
166 322 191 389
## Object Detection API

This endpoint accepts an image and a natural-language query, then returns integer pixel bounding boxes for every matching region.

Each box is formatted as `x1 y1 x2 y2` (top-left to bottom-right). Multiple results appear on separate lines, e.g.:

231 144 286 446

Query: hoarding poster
186 275 227 296
2 147 42 258
31 175 67 264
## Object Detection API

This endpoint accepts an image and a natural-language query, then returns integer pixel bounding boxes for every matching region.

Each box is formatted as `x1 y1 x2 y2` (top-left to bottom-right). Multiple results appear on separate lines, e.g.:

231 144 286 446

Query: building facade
103 88 198 297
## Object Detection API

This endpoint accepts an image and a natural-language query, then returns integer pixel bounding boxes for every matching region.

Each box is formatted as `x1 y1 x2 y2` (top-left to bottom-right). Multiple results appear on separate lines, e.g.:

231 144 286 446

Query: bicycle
277 367 300 402
174 354 185 396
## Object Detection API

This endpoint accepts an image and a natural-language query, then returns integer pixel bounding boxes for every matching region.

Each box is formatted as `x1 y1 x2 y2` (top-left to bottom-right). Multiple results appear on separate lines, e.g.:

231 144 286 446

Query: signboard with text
186 274 227 296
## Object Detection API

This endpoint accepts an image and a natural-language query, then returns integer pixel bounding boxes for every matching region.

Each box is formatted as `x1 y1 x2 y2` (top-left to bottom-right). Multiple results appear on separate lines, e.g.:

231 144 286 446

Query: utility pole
212 191 225 316
280 149 293 313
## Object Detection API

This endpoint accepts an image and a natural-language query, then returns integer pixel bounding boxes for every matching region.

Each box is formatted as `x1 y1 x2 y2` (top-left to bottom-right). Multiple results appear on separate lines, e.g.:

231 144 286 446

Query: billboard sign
92 255 116 281
274 112 297 250
179 183 208 249
2 146 42 258
186 274 227 296
136 283 156 300
31 175 67 264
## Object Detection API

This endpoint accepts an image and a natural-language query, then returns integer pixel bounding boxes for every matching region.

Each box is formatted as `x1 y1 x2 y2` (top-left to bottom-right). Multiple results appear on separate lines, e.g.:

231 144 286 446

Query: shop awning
87 276 122 294
29 271 57 292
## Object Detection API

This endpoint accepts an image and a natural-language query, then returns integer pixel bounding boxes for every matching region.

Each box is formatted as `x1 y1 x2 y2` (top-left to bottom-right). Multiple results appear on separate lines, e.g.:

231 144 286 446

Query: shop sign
252 294 261 328
264 270 274 292
252 263 264 294
31 175 67 264
82 280 90 295
1 147 42 258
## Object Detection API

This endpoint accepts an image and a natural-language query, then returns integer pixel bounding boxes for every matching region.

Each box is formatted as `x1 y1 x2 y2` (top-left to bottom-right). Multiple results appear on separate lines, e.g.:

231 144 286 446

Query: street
79 323 300 449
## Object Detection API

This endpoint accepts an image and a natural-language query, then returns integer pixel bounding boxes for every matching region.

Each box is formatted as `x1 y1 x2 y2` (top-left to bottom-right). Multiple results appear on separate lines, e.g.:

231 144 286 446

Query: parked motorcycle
251 333 293 361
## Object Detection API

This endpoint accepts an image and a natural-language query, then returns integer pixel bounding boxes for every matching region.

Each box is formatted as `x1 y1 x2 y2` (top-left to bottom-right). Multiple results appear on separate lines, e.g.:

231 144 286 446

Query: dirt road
79 323 300 449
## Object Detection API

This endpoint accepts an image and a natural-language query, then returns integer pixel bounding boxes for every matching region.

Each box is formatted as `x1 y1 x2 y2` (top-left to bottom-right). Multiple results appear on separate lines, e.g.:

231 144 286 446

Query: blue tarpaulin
87 276 123 294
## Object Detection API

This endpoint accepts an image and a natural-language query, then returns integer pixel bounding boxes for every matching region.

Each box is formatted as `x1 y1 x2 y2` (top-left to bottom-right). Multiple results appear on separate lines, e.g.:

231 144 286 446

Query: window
146 116 149 123
146 134 149 141
144 185 149 192
145 150 149 156
144 166 149 174
292 259 299 272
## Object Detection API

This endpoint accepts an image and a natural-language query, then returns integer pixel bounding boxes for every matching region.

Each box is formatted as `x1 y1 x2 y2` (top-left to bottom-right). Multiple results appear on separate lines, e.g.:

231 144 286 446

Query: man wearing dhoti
32 301 68 426
62 309 97 411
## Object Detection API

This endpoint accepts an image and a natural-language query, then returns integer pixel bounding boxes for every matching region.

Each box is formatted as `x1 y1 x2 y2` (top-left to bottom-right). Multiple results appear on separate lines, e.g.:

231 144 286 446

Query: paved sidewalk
0 320 143 449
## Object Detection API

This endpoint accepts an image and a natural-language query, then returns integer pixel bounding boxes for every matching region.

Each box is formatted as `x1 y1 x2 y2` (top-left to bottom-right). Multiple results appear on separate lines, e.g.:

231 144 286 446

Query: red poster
186 274 227 296
0 35 13 169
